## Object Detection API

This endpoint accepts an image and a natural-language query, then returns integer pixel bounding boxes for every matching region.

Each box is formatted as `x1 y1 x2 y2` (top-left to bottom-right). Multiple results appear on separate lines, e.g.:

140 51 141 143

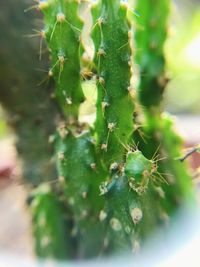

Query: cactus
7 0 194 260
91 0 166 254
39 0 84 117
29 183 74 259
134 0 169 107
0 0 58 185
134 0 194 214
91 0 139 252
55 129 106 257
92 0 134 166
38 0 107 258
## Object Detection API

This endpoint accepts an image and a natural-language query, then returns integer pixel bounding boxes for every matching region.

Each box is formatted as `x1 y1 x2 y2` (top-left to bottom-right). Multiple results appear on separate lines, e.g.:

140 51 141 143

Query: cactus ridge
134 0 170 107
41 0 84 117
55 129 107 257
92 0 134 166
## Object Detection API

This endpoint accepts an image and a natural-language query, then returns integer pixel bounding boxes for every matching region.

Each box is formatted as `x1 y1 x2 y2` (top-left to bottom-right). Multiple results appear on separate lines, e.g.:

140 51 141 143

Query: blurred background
0 0 199 261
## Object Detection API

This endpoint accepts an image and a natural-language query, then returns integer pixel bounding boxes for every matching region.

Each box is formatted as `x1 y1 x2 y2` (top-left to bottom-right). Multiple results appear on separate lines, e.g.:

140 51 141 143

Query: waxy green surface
40 0 84 117
31 184 72 259
92 0 134 166
135 0 169 107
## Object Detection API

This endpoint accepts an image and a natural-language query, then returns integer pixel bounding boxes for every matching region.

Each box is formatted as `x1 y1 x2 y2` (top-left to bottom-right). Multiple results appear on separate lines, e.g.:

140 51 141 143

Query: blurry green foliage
165 6 200 113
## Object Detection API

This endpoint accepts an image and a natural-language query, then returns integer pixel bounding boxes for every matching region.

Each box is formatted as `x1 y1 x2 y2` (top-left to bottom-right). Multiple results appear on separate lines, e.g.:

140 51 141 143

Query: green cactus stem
92 0 162 254
100 170 161 254
0 0 58 185
40 0 84 118
92 0 134 167
134 0 169 108
134 0 194 213
102 175 143 253
30 183 73 259
55 129 106 258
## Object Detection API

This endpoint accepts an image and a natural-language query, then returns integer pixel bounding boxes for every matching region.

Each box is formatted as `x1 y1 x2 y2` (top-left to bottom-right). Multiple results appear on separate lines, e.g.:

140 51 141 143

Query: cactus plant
0 0 194 261
0 0 58 185
134 0 194 214
29 0 194 259
36 0 107 258
91 0 164 254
